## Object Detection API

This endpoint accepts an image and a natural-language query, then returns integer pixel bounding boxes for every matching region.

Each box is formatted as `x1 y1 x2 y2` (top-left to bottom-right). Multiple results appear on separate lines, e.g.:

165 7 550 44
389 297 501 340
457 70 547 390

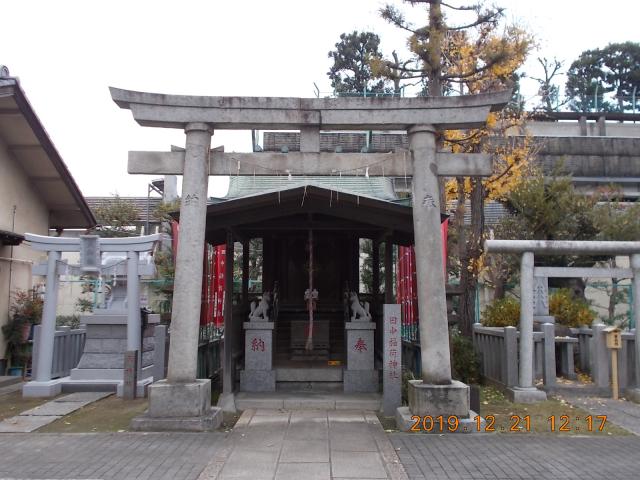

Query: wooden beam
384 240 394 304
372 239 380 298
128 150 493 177
0 108 21 116
222 231 234 395
242 241 250 303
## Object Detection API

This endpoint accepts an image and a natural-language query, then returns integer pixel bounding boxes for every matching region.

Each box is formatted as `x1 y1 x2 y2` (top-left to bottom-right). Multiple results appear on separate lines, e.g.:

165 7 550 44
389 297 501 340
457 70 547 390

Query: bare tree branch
441 1 481 11
446 9 504 31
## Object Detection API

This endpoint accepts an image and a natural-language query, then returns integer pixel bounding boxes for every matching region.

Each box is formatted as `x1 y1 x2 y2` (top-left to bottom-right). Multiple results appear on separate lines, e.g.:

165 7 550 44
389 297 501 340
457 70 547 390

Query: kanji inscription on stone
354 337 367 352
251 337 265 352
383 304 402 416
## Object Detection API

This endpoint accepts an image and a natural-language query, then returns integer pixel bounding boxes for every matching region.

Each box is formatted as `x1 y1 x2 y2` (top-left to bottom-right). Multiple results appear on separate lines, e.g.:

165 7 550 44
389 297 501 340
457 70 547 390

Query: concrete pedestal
240 321 275 392
407 379 470 417
344 370 379 393
344 322 378 393
22 379 62 398
69 313 158 396
507 386 547 403
130 379 222 431
626 388 640 404
396 406 484 433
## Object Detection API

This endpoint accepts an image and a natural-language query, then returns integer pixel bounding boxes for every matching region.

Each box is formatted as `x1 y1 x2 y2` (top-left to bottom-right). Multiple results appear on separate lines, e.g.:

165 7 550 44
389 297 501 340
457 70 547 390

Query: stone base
148 379 211 417
22 379 62 397
70 365 154 381
130 407 222 432
130 379 220 431
625 388 640 404
408 380 469 417
116 377 154 398
217 392 236 413
344 370 379 393
396 406 484 433
56 376 152 397
240 370 276 392
507 387 547 403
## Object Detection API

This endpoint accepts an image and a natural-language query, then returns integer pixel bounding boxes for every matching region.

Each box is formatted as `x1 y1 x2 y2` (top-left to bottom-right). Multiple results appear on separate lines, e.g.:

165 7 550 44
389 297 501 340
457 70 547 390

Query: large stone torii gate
110 87 511 430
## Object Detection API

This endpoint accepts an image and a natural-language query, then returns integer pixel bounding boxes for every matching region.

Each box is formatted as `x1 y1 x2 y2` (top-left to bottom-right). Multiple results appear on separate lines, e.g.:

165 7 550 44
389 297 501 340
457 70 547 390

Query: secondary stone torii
110 87 511 430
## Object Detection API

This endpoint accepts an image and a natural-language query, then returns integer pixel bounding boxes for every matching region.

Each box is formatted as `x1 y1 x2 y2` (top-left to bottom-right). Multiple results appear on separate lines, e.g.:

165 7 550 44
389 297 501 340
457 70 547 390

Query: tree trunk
493 279 506 301
455 178 468 334
427 0 444 96
459 178 485 337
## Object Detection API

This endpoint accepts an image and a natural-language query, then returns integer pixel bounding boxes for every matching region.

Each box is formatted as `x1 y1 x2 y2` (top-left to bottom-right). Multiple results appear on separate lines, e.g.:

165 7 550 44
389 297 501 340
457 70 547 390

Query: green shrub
549 289 596 327
450 328 481 384
1 288 43 367
482 296 520 327
75 298 93 313
56 315 81 329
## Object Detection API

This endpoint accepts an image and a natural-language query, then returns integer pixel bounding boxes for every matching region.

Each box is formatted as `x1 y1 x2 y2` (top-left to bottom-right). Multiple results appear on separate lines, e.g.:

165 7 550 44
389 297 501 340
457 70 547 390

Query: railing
473 323 638 392
32 325 86 379
198 336 222 380
152 324 222 382
472 325 519 388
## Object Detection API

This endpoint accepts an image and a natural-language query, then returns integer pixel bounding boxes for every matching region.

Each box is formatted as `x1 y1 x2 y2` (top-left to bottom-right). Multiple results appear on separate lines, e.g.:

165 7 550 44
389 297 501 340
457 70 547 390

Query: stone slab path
234 392 382 411
197 409 408 480
0 392 112 432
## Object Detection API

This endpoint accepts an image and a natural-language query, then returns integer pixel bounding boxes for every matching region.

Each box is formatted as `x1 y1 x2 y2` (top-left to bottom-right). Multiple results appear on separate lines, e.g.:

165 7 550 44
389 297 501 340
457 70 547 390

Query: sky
2 0 637 198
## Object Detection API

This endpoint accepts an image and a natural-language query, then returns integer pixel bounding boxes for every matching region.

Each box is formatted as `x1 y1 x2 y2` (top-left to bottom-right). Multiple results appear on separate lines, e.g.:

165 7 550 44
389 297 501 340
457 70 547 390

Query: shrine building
199 170 442 398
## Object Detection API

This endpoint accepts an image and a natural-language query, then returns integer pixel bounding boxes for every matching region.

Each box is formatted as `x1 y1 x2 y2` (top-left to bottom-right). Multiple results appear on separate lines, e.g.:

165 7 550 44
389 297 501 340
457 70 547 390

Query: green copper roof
225 175 398 201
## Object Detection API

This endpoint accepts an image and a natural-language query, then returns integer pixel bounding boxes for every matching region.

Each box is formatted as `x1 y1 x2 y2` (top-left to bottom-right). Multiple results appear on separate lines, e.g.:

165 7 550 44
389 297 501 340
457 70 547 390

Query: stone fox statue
349 291 371 322
249 292 271 321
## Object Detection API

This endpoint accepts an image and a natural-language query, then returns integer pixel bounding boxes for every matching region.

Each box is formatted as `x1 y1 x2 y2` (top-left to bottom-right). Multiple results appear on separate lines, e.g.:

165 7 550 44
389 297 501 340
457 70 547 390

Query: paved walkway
197 409 407 480
0 424 639 479
0 432 226 479
556 391 640 435
391 434 640 480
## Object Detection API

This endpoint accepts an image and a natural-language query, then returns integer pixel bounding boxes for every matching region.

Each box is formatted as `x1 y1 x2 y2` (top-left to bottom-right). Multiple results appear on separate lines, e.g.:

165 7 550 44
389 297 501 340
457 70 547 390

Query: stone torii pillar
142 122 223 431
408 125 451 385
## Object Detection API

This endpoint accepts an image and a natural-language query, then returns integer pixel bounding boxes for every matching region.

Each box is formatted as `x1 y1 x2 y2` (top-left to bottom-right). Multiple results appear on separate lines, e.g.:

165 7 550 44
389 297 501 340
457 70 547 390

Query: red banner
397 218 449 342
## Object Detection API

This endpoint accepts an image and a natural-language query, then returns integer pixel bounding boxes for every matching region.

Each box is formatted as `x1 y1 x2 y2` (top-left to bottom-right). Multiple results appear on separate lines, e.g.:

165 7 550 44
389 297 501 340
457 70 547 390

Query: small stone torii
22 233 162 397
485 240 640 403
110 87 511 429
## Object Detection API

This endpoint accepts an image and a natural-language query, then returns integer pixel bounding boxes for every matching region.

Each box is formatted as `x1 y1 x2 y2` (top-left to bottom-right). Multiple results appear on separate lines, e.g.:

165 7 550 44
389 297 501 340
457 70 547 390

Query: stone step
235 391 382 411
276 367 343 382
276 381 343 392
0 376 22 389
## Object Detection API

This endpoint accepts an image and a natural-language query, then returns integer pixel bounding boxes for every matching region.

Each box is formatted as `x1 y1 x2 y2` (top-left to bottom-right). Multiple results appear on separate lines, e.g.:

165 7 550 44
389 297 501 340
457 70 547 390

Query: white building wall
0 136 49 360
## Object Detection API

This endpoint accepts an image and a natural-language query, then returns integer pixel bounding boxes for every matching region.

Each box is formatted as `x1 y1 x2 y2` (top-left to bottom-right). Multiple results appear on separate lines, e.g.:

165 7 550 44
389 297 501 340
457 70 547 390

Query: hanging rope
305 228 314 352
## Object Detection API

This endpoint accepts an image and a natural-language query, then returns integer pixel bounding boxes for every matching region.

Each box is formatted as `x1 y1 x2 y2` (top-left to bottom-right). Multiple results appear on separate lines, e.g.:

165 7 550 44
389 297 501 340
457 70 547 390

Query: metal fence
32 325 86 379
152 325 223 383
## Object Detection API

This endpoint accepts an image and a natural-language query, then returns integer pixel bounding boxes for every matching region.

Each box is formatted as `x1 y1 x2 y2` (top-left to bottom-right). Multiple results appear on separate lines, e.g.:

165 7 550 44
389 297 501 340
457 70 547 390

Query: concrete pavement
197 409 407 480
0 432 225 479
558 391 640 436
0 407 639 479
391 434 640 480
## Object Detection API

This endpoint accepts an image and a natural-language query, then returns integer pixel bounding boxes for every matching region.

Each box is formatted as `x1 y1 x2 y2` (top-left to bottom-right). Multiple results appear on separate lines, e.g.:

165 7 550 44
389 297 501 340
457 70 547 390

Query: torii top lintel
109 87 511 131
